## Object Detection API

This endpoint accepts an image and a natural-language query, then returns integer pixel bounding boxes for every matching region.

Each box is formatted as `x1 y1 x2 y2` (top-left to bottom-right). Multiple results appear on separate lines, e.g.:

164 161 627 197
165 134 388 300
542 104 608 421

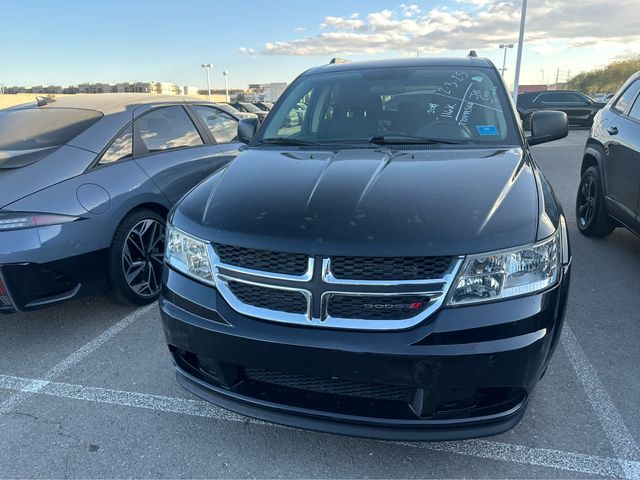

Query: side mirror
237 117 260 144
527 110 568 146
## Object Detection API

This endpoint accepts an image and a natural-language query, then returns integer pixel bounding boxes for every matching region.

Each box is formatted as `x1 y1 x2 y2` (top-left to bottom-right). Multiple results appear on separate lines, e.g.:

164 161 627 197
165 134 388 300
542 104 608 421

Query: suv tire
575 166 615 237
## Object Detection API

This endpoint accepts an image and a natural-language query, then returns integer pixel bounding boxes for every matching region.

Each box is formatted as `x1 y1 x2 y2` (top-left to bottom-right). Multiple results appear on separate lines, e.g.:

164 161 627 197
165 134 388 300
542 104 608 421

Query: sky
1 0 638 90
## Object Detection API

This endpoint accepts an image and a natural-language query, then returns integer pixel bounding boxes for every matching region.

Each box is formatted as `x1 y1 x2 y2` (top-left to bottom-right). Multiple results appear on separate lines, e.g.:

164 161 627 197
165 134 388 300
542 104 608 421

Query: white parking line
0 304 154 415
1 374 639 479
561 325 640 477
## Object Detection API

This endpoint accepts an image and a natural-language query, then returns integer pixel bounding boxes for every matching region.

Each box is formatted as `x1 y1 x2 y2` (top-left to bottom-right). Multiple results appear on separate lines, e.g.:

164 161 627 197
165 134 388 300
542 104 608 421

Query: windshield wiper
254 137 321 146
368 134 469 145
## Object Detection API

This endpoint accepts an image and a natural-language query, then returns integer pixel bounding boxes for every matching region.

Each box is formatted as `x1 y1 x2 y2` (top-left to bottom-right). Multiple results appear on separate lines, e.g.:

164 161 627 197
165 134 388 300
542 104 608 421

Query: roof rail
329 57 351 64
36 96 55 107
467 50 478 58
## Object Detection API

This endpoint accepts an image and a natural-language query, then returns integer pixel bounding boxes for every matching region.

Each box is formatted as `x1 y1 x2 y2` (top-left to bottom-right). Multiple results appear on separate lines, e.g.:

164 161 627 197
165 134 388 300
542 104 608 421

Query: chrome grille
330 256 453 280
245 368 412 401
226 280 307 315
211 244 463 331
214 244 308 276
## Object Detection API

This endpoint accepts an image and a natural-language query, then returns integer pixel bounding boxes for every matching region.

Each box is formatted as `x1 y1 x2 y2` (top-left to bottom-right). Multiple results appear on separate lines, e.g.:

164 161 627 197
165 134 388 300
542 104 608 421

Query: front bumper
160 264 570 441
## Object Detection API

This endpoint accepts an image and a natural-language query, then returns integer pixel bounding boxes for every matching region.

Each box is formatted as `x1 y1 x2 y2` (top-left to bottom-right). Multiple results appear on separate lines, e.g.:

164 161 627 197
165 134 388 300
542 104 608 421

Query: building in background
183 85 199 96
263 82 287 102
518 84 548 93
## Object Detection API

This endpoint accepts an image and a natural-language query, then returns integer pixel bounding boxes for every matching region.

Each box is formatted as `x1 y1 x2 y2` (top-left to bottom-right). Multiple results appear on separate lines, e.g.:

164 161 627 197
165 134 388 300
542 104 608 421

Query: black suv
517 90 605 128
160 57 571 440
576 72 640 237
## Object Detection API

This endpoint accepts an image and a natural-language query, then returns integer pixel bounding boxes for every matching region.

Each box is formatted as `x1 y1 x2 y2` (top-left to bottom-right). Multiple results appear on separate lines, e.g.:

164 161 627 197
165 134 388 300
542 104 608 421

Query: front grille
214 244 308 275
0 273 12 307
245 368 412 401
327 294 431 320
226 280 307 314
330 256 453 280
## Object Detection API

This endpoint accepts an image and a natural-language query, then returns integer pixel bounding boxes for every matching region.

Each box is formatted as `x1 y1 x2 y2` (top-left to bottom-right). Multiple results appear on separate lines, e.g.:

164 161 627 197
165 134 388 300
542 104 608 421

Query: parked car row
2 56 639 443
517 89 606 129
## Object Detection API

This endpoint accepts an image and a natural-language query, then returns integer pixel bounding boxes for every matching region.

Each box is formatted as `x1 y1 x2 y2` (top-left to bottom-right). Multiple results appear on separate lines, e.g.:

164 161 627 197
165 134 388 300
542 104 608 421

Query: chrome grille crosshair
209 244 463 331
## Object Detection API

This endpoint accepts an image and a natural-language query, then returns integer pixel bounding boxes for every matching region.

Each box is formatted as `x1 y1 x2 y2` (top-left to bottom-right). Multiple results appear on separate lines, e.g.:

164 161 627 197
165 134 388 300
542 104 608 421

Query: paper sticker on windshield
476 125 498 136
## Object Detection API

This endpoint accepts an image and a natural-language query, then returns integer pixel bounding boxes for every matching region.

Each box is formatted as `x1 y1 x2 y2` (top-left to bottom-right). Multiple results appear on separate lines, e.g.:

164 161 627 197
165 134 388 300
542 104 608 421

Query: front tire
108 209 166 306
575 166 615 237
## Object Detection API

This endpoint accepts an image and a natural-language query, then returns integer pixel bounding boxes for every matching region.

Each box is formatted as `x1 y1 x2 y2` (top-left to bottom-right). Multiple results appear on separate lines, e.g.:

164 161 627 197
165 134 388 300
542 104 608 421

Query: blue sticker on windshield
477 125 498 136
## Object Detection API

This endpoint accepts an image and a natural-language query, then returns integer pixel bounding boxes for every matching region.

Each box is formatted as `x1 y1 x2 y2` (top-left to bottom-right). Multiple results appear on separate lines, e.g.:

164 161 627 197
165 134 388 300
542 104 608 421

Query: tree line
568 57 640 95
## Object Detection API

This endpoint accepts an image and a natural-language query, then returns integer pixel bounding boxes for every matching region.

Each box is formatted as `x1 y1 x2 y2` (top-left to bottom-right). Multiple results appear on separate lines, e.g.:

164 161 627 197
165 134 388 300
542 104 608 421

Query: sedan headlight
0 212 80 231
447 228 561 306
165 225 214 285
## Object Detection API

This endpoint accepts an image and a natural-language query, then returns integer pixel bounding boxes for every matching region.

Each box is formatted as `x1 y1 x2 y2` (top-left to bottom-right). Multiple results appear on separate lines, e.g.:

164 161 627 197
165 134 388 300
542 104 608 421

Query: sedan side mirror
237 117 260 144
527 110 568 146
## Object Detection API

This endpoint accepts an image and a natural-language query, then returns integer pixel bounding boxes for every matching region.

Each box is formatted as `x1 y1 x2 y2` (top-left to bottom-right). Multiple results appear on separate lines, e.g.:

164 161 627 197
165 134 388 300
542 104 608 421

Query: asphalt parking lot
1 129 639 479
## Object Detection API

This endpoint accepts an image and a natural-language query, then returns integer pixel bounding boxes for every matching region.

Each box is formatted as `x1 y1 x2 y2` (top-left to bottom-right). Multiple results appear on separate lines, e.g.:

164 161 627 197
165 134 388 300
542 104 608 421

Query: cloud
256 1 640 58
238 47 256 55
294 27 306 32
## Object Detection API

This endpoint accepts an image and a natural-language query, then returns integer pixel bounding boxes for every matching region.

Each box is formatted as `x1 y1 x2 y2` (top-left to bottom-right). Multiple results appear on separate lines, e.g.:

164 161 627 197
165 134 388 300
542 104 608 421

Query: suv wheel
575 166 615 237
108 209 166 305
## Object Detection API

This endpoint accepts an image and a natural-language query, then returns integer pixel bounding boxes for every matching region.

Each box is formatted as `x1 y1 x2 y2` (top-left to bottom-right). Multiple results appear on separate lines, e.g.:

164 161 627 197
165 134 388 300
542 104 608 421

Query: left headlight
0 212 81 231
165 225 214 285
447 228 562 306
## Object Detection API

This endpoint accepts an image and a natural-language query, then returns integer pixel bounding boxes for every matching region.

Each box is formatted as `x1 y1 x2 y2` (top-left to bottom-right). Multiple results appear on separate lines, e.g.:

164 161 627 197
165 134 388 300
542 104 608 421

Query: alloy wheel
577 175 596 227
121 219 165 297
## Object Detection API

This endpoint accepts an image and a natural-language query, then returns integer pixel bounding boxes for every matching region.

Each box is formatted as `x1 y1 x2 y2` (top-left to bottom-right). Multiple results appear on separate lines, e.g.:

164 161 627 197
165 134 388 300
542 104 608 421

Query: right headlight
447 227 562 306
165 225 214 285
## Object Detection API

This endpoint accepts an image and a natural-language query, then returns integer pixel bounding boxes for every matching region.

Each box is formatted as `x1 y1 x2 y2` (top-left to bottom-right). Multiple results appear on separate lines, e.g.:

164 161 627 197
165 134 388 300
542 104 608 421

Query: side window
100 126 133 164
134 106 203 154
613 80 640 114
192 106 238 143
628 97 640 121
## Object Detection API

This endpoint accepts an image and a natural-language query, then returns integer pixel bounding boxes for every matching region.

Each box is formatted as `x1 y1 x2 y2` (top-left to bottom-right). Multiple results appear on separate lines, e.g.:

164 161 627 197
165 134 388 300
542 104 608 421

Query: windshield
0 107 103 151
256 66 519 146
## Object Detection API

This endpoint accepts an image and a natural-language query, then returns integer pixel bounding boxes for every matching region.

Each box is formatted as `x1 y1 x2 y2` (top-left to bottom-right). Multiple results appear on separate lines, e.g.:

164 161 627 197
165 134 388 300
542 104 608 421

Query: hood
172 147 540 257
0 146 96 209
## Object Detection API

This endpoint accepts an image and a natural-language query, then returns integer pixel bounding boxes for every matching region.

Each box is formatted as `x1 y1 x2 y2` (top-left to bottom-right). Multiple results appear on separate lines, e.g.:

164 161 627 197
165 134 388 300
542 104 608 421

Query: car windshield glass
0 108 103 151
257 66 518 146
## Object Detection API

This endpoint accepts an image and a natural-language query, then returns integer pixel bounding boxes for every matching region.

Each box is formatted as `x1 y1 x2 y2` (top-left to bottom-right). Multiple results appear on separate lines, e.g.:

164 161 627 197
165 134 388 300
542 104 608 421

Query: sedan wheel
109 209 167 305
122 219 165 298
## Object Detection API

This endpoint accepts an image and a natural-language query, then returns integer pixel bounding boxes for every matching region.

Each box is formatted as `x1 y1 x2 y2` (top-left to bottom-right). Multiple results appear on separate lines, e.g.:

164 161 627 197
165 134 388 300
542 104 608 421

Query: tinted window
0 108 102 150
135 106 203 153
258 67 518 145
628 97 640 121
539 92 584 102
613 80 640 113
192 106 238 143
100 126 133 164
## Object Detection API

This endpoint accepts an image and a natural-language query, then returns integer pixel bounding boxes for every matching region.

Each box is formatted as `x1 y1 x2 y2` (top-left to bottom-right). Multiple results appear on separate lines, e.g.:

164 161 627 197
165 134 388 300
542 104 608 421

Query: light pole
512 0 528 104
223 70 229 102
201 63 213 100
499 43 514 77
540 69 545 84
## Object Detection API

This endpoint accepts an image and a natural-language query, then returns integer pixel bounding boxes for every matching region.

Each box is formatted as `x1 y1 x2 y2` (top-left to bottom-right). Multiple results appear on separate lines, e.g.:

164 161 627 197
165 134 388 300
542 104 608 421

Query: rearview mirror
238 117 260 144
527 110 568 146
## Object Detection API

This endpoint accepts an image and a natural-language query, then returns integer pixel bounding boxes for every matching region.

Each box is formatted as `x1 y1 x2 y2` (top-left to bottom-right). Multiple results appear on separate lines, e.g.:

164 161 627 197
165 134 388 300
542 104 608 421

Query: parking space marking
1 373 639 479
0 304 154 415
562 325 640 469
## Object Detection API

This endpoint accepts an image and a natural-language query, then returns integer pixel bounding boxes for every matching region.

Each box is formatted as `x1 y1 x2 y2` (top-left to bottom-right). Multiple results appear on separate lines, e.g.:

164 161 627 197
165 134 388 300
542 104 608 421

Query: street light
201 63 213 101
512 0 528 104
223 70 229 102
499 43 514 77
540 69 545 84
